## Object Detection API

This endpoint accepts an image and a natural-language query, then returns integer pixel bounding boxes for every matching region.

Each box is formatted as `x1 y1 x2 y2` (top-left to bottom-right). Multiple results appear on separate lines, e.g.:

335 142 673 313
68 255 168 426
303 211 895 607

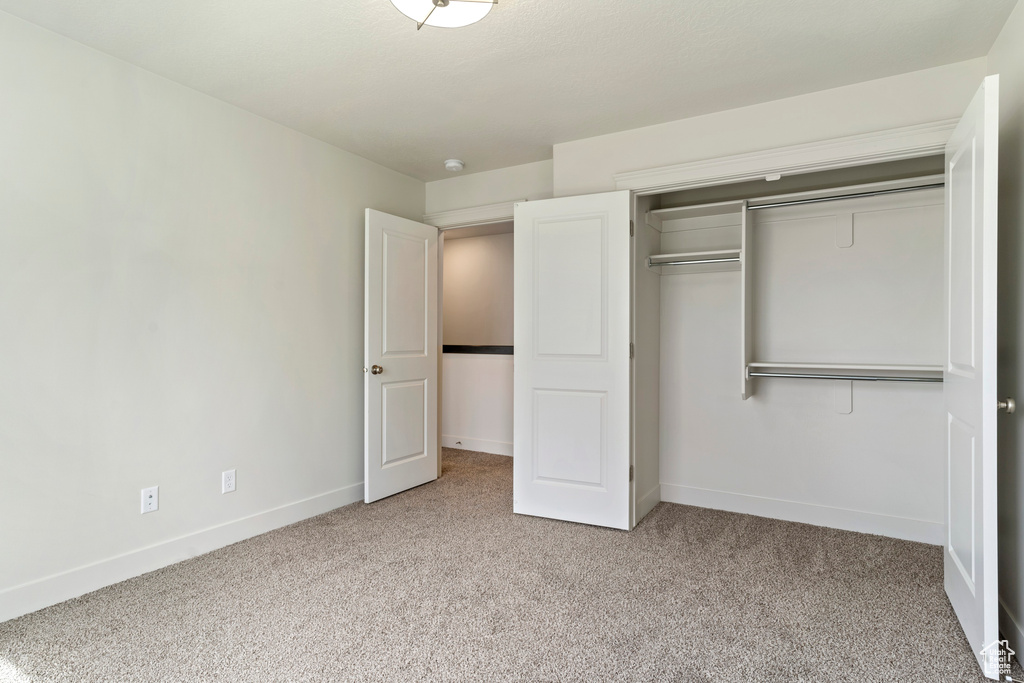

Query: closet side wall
658 190 946 543
633 195 662 522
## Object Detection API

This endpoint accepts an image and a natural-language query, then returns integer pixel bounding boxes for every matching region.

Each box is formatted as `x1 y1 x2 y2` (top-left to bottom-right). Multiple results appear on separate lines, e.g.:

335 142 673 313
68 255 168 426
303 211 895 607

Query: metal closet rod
748 371 943 383
747 182 945 211
650 256 741 267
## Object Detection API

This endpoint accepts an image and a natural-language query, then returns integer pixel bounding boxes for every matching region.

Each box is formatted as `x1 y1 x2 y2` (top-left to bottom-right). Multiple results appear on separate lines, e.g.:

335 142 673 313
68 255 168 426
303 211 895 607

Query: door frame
424 205 521 478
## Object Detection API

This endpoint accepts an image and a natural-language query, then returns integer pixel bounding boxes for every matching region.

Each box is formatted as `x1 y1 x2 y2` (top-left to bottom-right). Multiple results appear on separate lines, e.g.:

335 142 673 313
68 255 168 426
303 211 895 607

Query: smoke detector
444 159 465 172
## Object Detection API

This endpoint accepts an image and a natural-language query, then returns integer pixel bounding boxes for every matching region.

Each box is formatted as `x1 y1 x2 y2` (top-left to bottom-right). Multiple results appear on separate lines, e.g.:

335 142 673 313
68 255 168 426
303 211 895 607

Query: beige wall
0 11 424 619
442 233 513 346
989 0 1024 652
426 160 552 215
553 59 988 196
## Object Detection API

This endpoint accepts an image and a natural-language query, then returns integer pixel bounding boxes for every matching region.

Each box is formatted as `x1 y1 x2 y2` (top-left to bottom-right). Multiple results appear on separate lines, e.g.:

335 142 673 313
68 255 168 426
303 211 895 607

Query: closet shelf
648 249 741 273
746 362 943 383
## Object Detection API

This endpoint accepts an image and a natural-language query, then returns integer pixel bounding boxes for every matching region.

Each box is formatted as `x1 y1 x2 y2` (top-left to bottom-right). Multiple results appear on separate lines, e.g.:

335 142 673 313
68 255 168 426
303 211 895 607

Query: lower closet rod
748 371 942 383
649 257 741 267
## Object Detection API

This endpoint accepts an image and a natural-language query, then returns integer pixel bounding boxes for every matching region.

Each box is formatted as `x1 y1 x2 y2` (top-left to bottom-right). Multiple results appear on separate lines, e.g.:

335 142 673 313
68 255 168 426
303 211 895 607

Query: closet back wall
442 234 513 346
441 232 514 456
658 189 946 543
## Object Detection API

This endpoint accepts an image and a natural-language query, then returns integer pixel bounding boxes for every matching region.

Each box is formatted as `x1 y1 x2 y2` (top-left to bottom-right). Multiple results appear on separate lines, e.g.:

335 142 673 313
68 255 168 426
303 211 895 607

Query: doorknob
371 365 384 375
998 398 1016 414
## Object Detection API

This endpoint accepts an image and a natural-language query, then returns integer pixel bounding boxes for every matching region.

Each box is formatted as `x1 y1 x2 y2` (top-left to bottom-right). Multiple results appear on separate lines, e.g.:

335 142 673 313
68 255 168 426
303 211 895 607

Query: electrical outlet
141 486 159 514
222 469 236 494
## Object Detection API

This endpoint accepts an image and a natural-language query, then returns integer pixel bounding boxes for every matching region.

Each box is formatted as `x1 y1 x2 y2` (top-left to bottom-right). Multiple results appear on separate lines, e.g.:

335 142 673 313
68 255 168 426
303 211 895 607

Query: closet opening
630 153 950 538
438 220 514 461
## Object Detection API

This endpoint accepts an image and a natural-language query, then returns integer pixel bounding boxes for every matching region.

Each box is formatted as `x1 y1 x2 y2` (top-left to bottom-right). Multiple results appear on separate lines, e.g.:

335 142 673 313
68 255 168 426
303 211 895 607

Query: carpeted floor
1 448 1020 682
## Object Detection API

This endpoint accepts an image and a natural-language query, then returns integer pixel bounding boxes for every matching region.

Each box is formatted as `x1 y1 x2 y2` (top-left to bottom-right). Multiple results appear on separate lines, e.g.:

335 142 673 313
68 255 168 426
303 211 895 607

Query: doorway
438 221 514 458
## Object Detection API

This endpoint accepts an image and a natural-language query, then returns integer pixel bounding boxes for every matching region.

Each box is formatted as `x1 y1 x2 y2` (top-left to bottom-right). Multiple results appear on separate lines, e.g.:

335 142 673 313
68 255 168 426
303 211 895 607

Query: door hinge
629 342 634 359
629 465 634 482
630 220 634 237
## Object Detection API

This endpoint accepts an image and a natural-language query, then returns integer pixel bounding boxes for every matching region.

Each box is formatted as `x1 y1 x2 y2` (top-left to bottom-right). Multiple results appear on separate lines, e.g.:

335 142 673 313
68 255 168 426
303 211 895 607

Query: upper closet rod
747 182 944 211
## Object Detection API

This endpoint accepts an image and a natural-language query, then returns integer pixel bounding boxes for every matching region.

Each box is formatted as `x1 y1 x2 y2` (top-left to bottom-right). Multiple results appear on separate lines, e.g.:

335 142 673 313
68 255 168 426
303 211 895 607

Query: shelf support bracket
836 212 854 248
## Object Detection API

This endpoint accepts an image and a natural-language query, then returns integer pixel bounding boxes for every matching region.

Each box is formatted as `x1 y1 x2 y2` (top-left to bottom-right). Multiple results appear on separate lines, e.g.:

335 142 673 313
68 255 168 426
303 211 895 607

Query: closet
511 73 1000 678
633 171 947 539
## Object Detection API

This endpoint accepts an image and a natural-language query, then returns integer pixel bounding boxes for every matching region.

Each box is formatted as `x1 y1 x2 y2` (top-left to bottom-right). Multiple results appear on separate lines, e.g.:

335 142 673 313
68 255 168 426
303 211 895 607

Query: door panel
383 231 428 356
943 74 1000 679
365 209 438 503
513 191 631 530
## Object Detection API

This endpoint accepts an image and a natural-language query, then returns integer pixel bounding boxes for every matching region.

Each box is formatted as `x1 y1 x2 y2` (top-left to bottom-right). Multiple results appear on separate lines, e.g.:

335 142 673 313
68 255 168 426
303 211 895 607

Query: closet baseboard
1001 598 1024 655
442 435 513 456
0 483 363 624
660 483 943 544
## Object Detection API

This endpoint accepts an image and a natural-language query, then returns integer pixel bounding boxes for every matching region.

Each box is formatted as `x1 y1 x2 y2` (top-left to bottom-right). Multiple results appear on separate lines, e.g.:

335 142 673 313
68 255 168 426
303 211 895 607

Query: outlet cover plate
141 486 159 514
222 469 236 494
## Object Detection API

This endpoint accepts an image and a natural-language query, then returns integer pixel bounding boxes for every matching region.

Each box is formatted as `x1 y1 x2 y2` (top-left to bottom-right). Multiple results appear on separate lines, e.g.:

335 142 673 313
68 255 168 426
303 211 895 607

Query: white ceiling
0 0 1015 181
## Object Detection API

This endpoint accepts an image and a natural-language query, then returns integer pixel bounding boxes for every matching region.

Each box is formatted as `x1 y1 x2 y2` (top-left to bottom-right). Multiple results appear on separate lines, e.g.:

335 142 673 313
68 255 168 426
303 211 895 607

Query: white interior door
513 191 632 530
364 209 438 503
944 75 1000 679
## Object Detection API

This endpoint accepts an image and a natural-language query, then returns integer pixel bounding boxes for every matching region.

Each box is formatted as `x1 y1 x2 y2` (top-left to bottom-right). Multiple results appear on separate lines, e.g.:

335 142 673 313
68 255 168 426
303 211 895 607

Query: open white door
364 209 438 503
513 191 632 530
944 75 1000 679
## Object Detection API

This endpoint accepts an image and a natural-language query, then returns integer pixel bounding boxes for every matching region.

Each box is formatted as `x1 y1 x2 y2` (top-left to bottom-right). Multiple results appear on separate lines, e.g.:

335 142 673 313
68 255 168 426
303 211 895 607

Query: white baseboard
442 435 512 456
0 483 363 624
660 483 943 545
637 484 661 524
1001 598 1024 656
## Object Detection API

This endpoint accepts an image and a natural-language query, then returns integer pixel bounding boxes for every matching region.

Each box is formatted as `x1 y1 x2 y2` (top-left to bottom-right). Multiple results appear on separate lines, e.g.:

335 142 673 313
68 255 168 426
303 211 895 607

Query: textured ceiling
0 0 1015 180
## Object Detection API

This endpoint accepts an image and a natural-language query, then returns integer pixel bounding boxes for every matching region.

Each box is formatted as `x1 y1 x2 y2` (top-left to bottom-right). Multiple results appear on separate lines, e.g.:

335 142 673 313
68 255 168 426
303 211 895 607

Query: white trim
1000 598 1024 655
660 483 943 544
0 483 363 624
442 434 513 457
423 200 521 229
637 484 661 523
614 119 958 194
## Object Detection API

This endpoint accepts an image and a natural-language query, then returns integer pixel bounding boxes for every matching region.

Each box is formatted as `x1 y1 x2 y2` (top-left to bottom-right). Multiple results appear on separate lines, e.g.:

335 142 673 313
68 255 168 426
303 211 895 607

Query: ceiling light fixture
390 0 497 31
444 159 465 172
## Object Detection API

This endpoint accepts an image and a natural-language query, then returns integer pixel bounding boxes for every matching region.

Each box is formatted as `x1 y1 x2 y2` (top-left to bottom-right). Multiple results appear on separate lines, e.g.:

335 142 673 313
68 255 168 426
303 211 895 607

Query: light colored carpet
1 448 1020 682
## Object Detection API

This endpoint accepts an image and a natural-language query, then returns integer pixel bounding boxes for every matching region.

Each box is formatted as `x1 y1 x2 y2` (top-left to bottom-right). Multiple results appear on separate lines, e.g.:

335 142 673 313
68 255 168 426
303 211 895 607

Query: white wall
426 160 552 215
0 11 424 622
988 0 1024 653
553 59 988 196
441 354 513 456
442 233 513 346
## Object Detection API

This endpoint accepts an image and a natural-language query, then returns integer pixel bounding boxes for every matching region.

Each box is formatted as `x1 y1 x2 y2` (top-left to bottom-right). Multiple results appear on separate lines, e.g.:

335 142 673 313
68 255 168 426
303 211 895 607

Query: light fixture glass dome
390 0 495 30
